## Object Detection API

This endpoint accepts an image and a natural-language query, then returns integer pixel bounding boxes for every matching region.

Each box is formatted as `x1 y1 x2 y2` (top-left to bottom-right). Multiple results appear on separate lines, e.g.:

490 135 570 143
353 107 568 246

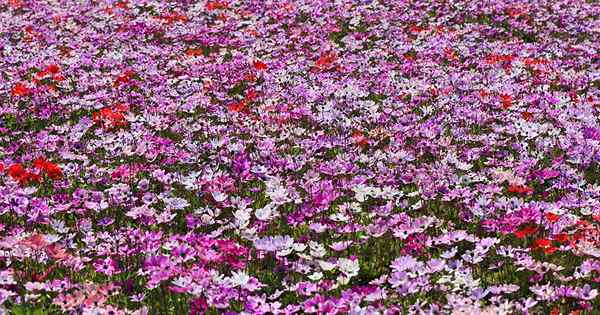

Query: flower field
1 0 599 314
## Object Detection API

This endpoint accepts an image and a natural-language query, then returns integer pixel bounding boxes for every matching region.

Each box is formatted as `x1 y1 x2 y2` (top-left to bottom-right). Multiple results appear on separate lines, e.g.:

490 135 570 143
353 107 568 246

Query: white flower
251 165 268 174
157 211 176 224
318 260 337 271
352 184 371 202
211 191 228 202
228 270 250 288
348 306 376 315
265 178 291 205
365 287 387 302
411 200 423 210
530 284 555 300
255 203 277 221
25 282 46 291
308 272 323 281
337 275 351 285
330 212 350 222
297 253 313 260
276 247 293 257
164 197 189 210
406 191 420 197
309 241 327 258
293 243 307 252
234 209 251 228
349 202 362 213
0 270 15 285
51 220 69 234
381 187 403 200
456 161 472 170
211 271 225 285
441 247 458 259
172 276 192 289
338 258 360 277
161 240 178 251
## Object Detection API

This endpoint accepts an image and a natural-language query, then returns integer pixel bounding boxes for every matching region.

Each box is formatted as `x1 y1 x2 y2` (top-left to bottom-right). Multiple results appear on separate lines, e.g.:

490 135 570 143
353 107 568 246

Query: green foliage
584 162 600 185
11 306 49 315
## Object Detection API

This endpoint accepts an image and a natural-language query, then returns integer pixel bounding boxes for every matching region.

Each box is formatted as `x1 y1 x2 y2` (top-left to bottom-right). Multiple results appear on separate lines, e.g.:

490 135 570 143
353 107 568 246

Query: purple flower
189 297 208 315
254 235 294 252
578 284 598 301
97 217 114 226
471 288 489 300
583 127 600 141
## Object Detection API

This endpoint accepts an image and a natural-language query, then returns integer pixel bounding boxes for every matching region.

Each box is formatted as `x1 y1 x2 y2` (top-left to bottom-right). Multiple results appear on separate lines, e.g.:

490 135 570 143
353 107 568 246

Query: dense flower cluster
0 0 599 314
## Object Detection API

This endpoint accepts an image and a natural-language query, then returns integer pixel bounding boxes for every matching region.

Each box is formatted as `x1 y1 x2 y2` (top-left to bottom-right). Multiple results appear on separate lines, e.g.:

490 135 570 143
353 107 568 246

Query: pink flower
94 257 120 276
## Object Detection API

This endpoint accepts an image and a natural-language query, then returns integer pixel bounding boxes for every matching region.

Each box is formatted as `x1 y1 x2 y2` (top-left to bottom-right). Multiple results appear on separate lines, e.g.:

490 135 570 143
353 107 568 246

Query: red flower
42 161 63 180
485 54 514 65
351 131 369 147
21 233 48 250
0 163 4 172
506 6 528 18
32 264 56 282
577 220 590 228
443 48 458 61
185 48 203 56
8 0 23 9
47 64 60 74
507 184 533 195
113 103 129 112
11 82 31 97
245 89 258 102
523 58 549 66
114 70 135 87
46 243 70 261
157 12 188 24
7 163 26 181
553 233 569 244
35 69 48 79
545 212 561 223
501 94 512 109
532 238 558 254
543 246 558 254
114 1 128 9
93 106 128 129
206 1 227 10
314 52 337 71
253 61 267 71
521 111 533 121
533 238 552 249
534 238 552 248
22 172 42 185
514 225 538 238
8 163 42 185
408 24 426 33
33 157 48 170
206 2 218 10
45 167 62 181
570 232 585 248
227 100 247 113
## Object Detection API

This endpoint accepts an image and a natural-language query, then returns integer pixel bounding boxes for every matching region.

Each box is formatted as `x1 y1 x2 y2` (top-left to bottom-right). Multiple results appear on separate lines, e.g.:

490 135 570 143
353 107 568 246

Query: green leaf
11 306 26 315
33 308 47 315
